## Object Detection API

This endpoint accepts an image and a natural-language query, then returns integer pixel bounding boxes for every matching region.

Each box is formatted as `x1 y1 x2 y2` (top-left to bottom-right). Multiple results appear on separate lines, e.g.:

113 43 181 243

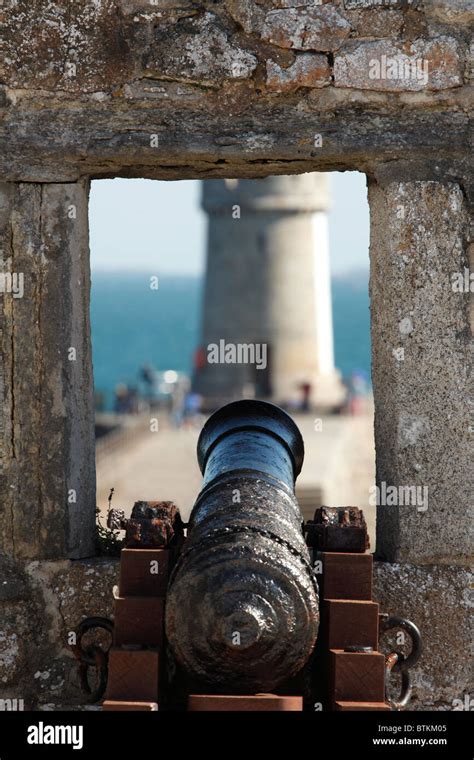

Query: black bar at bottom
0 709 471 758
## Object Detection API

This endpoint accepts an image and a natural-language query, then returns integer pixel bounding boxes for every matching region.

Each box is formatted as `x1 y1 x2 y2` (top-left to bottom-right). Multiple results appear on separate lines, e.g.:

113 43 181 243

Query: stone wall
0 555 118 709
0 1 471 192
374 562 473 710
0 1 472 709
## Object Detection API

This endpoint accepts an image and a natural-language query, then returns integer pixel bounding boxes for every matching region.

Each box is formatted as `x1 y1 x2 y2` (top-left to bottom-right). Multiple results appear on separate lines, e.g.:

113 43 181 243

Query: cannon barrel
165 399 319 693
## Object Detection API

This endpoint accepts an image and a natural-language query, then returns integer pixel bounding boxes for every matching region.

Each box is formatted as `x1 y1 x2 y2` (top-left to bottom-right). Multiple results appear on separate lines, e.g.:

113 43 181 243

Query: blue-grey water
91 271 371 408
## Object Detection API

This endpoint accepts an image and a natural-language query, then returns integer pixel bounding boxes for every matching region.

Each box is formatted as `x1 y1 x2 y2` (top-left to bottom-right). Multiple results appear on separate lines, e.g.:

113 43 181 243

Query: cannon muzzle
165 399 319 693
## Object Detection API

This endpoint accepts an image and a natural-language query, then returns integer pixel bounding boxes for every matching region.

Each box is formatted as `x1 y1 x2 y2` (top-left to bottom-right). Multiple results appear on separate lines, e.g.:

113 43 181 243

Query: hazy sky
89 171 370 276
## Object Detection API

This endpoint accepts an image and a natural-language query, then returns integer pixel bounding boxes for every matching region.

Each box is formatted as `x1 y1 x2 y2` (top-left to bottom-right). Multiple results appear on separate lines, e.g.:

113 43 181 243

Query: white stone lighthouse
193 173 345 410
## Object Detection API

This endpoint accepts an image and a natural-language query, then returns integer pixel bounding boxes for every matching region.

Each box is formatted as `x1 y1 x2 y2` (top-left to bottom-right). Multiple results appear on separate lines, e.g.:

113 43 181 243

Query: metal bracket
69 616 114 704
380 614 422 710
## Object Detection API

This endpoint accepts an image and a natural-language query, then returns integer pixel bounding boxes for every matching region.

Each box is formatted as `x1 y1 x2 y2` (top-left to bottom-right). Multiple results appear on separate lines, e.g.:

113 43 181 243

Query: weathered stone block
266 53 331 91
0 556 29 602
0 181 95 560
0 557 118 706
261 7 352 51
374 562 473 710
277 0 333 6
334 38 464 91
119 0 196 12
345 9 405 38
229 0 334 31
424 0 474 25
38 558 118 633
144 12 258 84
369 181 471 564
226 0 267 34
0 603 28 686
343 0 421 8
0 0 132 92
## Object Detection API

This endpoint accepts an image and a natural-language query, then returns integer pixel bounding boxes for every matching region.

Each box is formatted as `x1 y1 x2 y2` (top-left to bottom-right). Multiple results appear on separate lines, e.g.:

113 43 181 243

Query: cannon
74 399 421 711
165 399 319 693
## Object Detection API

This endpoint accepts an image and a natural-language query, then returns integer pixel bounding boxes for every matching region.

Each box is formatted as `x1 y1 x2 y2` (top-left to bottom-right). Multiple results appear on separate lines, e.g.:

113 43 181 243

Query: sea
91 271 371 409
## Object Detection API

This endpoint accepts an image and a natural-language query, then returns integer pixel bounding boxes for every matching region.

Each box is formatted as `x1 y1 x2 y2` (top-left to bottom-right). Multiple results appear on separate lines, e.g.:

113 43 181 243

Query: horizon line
91 267 370 277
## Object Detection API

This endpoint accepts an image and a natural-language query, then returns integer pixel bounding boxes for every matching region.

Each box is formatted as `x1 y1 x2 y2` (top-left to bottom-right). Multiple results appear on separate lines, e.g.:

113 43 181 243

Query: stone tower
193 173 345 410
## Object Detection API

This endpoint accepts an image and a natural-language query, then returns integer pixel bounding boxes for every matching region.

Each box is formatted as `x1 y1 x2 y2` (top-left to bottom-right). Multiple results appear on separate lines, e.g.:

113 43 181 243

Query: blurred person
182 390 202 428
114 383 129 414
348 369 368 415
299 381 312 412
